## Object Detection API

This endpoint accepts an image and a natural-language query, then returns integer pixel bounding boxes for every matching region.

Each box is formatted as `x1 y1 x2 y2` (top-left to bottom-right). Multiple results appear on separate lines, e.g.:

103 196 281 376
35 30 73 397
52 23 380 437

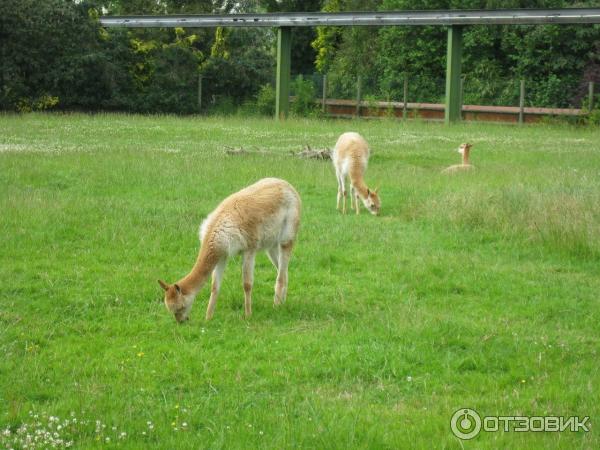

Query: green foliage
290 75 318 116
256 83 276 116
312 0 600 107
581 95 600 125
16 94 59 113
205 95 237 115
2 0 599 114
0 0 275 114
0 0 104 111
201 28 275 108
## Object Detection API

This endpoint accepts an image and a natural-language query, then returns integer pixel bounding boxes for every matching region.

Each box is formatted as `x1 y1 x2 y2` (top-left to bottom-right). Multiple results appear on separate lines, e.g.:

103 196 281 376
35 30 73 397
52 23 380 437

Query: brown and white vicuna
159 178 301 322
332 132 381 215
442 143 475 174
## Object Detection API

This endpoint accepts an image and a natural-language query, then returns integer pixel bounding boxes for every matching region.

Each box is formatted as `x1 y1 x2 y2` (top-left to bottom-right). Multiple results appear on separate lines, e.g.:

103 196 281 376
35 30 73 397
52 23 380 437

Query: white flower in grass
406 376 412 382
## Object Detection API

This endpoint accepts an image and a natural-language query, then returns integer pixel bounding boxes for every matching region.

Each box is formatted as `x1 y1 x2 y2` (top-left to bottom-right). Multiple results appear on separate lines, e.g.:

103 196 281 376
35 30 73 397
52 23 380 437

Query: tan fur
159 178 301 322
442 143 474 173
332 132 381 215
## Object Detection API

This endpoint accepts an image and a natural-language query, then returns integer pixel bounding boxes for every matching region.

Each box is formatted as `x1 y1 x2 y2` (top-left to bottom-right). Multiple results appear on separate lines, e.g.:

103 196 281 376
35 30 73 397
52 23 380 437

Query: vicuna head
364 187 381 216
458 143 472 156
158 279 192 323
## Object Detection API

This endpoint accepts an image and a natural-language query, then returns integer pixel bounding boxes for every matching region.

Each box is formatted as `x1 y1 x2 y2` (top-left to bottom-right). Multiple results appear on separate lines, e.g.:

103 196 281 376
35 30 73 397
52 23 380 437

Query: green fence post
322 74 327 113
519 80 525 125
444 25 463 124
403 76 408 120
356 75 362 118
276 27 291 120
198 74 203 112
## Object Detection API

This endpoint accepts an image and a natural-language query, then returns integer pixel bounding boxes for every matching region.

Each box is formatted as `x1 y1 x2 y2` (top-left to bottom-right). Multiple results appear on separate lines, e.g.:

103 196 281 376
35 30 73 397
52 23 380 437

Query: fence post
275 27 291 120
322 74 327 113
197 74 203 112
589 81 595 111
519 80 525 125
460 77 464 120
356 75 362 118
403 77 408 120
444 25 463 124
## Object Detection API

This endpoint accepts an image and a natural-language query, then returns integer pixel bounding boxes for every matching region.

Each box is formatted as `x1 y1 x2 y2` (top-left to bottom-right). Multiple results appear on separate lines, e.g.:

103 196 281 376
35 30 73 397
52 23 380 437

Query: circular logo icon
450 408 482 440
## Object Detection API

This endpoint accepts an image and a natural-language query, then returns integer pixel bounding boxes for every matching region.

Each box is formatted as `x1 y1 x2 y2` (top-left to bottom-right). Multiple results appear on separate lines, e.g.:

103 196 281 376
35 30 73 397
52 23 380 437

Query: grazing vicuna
158 178 301 322
332 132 381 215
442 143 474 173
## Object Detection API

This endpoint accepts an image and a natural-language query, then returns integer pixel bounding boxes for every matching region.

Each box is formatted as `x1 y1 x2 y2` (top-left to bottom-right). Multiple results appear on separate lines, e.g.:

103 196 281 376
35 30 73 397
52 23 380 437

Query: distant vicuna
158 178 301 322
442 143 474 174
332 132 381 215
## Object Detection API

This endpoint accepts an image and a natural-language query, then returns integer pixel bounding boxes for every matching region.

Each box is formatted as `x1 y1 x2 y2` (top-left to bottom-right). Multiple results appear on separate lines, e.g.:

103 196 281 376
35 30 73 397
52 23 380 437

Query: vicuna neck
462 148 471 165
351 177 369 199
177 247 220 295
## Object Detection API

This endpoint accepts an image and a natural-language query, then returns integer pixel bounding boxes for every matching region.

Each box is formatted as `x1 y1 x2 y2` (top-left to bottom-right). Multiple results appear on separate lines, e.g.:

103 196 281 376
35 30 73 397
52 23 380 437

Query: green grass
1 113 599 449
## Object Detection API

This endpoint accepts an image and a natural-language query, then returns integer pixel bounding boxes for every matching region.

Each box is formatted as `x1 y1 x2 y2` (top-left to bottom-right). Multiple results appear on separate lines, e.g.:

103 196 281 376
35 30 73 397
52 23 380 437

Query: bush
205 96 236 116
256 84 276 116
291 75 317 117
580 97 600 126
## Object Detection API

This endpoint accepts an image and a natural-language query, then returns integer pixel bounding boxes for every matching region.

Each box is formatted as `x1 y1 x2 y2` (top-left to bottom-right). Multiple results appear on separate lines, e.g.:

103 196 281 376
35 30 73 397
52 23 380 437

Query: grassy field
1 113 599 449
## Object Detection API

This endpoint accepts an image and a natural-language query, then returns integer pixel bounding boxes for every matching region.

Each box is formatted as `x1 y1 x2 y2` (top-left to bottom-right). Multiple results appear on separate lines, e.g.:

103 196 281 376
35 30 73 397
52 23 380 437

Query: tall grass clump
419 183 600 259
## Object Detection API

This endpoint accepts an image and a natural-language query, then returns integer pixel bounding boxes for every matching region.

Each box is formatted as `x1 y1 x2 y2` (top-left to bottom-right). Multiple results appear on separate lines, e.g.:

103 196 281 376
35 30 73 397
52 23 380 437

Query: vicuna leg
338 176 348 215
274 242 293 306
267 246 279 269
242 250 256 318
350 185 355 210
355 190 360 215
336 173 346 213
206 258 227 321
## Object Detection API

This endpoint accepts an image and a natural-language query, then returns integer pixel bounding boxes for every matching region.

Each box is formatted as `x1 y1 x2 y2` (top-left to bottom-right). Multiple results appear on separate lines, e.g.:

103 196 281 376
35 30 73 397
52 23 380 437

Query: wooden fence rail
317 98 583 123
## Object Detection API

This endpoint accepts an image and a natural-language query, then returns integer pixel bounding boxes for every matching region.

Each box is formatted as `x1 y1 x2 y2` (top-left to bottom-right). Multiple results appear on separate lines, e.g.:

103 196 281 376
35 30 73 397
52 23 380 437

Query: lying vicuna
332 132 381 215
442 143 474 173
158 178 301 322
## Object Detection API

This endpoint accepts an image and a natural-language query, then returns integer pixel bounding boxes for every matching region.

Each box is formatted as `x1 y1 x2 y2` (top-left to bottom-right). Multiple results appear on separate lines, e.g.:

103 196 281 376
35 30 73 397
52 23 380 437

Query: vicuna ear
367 188 370 196
174 284 181 294
374 186 380 194
158 279 169 291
